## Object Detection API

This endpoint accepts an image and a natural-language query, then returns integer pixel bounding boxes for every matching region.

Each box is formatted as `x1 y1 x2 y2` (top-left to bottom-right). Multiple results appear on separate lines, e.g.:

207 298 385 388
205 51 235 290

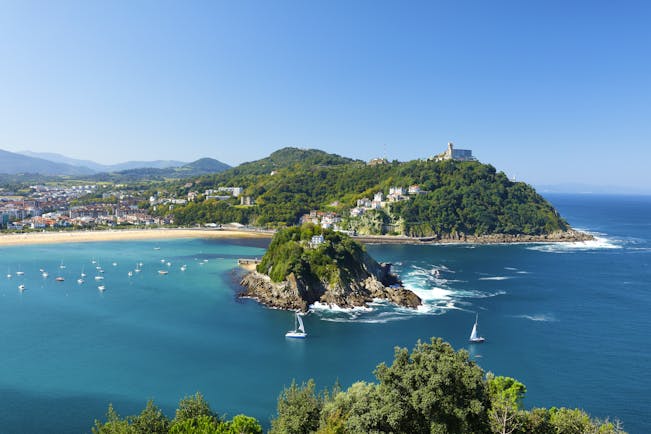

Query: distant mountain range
19 151 189 173
0 149 230 178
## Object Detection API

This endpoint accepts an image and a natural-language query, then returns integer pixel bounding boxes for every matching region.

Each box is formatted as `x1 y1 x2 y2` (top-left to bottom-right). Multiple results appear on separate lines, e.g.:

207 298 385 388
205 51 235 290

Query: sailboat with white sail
285 312 307 339
469 313 485 343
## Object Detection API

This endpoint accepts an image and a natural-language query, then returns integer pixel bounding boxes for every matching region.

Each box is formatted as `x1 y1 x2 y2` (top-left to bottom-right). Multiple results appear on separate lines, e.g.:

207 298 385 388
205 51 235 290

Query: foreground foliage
92 339 626 434
270 338 626 434
92 392 262 434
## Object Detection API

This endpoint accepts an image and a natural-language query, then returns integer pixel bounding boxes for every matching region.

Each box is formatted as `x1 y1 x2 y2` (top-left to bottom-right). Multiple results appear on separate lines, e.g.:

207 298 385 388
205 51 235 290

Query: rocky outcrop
239 262 421 312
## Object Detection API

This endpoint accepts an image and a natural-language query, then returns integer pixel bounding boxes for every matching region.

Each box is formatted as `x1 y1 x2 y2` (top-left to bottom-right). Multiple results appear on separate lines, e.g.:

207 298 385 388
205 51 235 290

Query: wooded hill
170 147 569 237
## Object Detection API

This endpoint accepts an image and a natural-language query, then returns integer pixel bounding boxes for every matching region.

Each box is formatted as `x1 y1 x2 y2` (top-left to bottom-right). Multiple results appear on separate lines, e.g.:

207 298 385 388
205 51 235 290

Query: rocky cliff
238 225 421 311
240 262 421 312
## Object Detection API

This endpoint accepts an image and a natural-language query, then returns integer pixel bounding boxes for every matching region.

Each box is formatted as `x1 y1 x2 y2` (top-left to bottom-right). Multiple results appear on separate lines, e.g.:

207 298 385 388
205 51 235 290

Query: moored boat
285 312 307 339
469 313 485 343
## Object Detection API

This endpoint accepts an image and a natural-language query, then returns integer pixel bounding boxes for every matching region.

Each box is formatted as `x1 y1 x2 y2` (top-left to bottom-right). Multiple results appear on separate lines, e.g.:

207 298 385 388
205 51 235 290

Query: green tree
373 338 491 433
169 414 221 434
130 400 170 434
487 374 526 434
318 381 389 433
92 404 136 434
270 379 323 434
173 392 218 424
225 414 263 434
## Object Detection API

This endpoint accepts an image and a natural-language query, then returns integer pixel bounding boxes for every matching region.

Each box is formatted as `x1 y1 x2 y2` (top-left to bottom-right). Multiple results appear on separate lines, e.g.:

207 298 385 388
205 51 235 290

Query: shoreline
0 227 592 247
352 229 594 245
0 227 273 247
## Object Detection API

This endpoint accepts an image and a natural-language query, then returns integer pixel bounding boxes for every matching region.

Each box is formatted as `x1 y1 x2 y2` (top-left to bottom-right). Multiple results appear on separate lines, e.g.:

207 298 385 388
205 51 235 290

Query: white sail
469 322 479 341
469 313 485 342
286 312 307 338
296 314 305 333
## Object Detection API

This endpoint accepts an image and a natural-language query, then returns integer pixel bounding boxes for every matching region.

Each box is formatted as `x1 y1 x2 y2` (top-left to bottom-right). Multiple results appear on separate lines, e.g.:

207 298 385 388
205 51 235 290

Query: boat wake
513 313 558 322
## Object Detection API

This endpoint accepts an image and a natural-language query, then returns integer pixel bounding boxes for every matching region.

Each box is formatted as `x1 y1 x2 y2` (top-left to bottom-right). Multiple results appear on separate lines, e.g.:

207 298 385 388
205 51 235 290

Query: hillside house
309 235 325 248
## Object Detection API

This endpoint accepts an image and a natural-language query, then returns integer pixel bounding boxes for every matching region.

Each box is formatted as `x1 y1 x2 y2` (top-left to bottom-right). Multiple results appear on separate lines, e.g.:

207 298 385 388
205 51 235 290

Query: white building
434 142 476 162
310 235 325 248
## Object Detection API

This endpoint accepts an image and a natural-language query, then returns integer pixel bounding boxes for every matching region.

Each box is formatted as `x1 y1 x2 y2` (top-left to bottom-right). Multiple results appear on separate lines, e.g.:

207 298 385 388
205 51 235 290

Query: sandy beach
0 228 273 247
0 227 593 247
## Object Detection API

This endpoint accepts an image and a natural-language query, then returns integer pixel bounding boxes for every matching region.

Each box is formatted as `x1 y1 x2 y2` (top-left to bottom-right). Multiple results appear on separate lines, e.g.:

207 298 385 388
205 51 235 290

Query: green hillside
171 148 569 237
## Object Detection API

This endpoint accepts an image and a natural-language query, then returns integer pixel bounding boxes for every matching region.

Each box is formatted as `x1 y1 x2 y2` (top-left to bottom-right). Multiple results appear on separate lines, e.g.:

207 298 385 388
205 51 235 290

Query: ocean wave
312 299 429 323
312 261 507 323
513 313 558 322
478 276 512 281
526 234 621 253
310 302 372 313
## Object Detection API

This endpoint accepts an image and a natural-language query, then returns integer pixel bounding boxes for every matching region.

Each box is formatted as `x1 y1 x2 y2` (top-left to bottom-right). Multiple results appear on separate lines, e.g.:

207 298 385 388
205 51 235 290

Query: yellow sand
0 228 272 247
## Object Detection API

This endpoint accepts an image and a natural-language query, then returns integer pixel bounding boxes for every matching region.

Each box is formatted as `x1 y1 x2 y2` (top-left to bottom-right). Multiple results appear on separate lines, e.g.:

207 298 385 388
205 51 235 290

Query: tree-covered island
240 224 421 311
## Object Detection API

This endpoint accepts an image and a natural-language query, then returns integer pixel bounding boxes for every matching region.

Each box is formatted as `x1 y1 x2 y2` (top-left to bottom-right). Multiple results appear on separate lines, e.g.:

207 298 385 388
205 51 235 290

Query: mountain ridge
18 150 188 173
0 149 95 176
0 148 230 178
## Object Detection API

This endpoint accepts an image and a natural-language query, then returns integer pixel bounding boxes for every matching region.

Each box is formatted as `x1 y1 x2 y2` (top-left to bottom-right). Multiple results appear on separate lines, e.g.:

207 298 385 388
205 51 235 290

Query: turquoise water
0 194 649 433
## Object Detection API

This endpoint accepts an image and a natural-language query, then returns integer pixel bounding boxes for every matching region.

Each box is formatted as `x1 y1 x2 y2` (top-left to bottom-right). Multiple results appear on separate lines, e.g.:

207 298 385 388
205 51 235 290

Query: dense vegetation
93 339 626 434
270 338 626 434
172 148 569 236
256 225 371 285
92 392 262 434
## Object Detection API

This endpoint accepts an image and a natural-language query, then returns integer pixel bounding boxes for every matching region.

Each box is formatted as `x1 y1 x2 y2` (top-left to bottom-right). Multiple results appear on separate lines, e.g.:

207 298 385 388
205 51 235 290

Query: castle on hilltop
433 142 476 162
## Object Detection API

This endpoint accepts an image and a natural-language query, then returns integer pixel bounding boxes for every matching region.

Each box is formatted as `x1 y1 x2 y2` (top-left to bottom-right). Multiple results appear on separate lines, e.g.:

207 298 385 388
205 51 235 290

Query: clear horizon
1 1 649 191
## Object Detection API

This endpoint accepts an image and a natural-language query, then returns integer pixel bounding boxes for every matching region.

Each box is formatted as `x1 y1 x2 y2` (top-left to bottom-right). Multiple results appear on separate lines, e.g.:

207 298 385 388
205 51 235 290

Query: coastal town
0 184 165 230
0 142 475 232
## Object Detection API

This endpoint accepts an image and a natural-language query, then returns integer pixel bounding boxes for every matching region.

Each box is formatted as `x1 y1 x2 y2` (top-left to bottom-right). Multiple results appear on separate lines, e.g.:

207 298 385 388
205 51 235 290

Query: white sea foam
504 267 518 271
478 276 512 281
514 313 558 322
313 261 506 322
310 302 372 313
526 233 621 253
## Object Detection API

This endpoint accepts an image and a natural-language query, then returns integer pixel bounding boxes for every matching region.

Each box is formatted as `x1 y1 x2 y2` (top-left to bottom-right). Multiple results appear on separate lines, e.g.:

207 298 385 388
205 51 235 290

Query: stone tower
446 142 454 159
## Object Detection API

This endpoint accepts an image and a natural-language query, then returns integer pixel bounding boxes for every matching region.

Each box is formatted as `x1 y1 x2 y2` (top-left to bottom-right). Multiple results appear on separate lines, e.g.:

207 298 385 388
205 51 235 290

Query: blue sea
0 194 649 433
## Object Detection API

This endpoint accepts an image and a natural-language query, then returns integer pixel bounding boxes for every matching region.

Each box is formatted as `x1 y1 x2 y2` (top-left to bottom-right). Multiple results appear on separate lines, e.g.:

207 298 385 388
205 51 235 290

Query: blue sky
0 1 649 190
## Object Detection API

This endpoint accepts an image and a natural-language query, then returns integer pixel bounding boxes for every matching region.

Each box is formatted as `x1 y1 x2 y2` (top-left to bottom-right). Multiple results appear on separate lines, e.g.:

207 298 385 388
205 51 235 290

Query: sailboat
285 312 307 339
469 313 485 343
